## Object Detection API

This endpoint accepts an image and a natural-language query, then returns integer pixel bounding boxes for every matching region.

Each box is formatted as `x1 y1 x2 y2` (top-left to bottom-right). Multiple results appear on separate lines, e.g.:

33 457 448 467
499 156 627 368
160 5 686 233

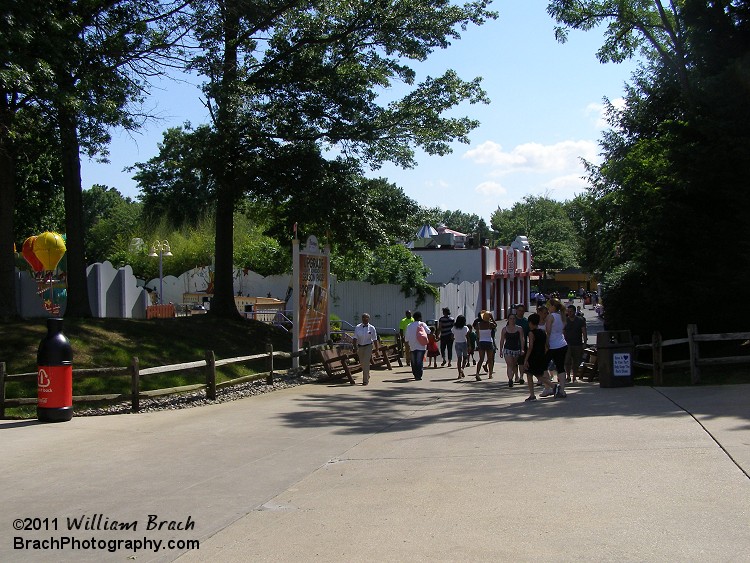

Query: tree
0 2 47 318
12 109 66 241
82 185 142 264
130 124 216 227
557 0 750 336
547 0 693 101
490 195 578 280
367 244 438 305
415 207 481 238
0 0 187 319
187 0 496 318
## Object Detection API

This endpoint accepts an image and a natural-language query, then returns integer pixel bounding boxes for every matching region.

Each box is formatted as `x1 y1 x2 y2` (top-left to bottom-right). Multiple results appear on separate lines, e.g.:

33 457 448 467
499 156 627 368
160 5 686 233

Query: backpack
416 324 429 346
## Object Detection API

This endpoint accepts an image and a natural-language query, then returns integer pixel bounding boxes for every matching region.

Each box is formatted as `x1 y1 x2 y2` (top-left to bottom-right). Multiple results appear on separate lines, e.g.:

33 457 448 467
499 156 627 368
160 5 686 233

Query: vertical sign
293 235 330 367
613 353 631 376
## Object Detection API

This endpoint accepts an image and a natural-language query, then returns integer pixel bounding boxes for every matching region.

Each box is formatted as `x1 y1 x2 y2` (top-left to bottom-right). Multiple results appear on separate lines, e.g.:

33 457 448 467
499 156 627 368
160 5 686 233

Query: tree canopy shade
0 0 187 319
553 0 750 337
186 0 497 318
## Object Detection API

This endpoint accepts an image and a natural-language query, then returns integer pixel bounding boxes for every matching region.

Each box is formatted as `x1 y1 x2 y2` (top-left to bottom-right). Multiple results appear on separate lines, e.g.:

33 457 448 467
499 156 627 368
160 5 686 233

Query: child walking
426 326 440 368
452 315 469 379
466 324 477 367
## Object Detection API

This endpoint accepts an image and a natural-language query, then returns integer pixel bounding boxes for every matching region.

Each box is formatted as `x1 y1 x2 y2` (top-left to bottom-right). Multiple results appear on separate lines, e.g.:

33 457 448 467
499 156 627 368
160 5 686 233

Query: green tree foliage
490 195 578 275
415 207 481 238
547 0 693 100
130 124 216 227
0 0 186 318
12 108 66 240
187 0 496 318
332 244 438 306
368 245 439 305
232 215 288 277
82 185 142 264
553 0 750 336
107 212 287 280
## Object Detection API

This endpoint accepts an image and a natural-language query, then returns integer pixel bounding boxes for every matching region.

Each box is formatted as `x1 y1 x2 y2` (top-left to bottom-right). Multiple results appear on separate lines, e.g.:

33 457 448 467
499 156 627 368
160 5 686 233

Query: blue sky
80 1 639 224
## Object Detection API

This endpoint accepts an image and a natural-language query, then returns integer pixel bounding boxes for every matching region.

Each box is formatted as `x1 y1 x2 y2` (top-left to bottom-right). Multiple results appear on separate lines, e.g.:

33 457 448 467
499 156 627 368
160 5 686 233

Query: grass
0 315 292 418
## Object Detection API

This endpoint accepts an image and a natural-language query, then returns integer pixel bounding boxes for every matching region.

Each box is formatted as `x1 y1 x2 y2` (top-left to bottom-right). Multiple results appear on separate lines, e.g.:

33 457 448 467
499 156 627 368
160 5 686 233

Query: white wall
412 248 482 285
16 262 478 327
328 279 437 331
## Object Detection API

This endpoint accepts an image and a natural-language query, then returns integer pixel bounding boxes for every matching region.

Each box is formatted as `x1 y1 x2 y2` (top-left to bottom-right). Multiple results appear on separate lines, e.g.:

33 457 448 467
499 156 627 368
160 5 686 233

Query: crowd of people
395 298 588 401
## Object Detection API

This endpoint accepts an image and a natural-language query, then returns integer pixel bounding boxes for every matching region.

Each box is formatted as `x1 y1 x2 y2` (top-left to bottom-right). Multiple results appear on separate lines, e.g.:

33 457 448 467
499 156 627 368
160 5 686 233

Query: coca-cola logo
38 368 51 388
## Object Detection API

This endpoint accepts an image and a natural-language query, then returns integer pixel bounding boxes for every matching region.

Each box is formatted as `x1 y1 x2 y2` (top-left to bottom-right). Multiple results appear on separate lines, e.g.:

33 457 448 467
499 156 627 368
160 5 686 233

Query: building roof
436 226 467 237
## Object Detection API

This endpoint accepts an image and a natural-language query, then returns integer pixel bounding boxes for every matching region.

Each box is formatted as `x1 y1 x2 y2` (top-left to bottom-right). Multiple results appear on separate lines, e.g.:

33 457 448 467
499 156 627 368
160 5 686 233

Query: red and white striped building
412 234 534 321
480 237 533 319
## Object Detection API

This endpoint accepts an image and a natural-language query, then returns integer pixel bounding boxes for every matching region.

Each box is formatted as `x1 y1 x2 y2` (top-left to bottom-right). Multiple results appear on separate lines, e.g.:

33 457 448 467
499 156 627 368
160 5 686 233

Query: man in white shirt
353 313 377 385
405 311 429 381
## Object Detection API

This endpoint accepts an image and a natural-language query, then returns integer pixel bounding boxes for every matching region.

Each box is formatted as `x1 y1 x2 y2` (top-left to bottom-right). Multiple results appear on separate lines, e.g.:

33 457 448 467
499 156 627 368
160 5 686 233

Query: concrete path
2 351 749 563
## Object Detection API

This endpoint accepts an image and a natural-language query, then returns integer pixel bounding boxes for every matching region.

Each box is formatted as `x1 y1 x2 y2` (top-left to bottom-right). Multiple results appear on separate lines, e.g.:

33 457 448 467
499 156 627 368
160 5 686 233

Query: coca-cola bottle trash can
37 318 73 422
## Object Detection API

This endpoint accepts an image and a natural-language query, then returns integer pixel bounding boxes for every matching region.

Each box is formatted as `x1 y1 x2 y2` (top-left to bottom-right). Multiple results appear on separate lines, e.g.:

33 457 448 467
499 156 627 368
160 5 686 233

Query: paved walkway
2 340 749 563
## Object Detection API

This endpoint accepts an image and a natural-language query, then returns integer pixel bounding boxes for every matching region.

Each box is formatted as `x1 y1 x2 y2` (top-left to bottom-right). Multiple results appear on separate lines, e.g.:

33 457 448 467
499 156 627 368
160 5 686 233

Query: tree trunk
56 80 92 318
0 96 19 320
208 0 242 320
211 188 241 318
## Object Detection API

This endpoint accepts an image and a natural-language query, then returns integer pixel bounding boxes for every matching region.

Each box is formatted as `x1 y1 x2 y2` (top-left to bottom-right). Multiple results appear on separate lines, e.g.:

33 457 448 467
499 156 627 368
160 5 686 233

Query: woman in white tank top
544 300 568 398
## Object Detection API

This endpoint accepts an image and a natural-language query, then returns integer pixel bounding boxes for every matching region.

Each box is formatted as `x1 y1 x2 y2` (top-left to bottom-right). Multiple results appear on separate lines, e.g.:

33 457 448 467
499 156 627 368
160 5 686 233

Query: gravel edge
75 367 328 417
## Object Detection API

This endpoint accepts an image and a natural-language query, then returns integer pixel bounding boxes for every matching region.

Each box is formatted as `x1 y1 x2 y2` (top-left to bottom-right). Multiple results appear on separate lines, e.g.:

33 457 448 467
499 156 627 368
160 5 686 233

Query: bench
320 348 360 385
374 341 403 368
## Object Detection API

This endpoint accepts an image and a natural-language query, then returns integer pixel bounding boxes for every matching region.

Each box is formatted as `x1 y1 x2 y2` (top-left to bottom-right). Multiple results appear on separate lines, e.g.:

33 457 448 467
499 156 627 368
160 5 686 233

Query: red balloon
22 236 44 272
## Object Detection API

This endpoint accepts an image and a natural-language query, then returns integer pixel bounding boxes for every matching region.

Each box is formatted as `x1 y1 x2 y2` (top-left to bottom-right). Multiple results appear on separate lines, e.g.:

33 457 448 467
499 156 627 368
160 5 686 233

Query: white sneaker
540 387 553 397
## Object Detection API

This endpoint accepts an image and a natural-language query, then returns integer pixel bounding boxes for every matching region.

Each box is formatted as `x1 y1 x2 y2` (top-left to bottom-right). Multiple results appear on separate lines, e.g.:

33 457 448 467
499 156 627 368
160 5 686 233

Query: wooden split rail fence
633 324 750 385
0 342 316 418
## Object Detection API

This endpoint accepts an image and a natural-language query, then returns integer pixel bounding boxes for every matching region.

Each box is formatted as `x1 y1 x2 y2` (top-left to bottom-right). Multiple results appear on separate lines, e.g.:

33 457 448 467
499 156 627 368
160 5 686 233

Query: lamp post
148 240 173 304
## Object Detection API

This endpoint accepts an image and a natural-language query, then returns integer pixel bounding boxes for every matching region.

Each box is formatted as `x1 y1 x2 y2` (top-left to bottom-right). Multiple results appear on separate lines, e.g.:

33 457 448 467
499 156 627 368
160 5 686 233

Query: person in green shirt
399 310 414 366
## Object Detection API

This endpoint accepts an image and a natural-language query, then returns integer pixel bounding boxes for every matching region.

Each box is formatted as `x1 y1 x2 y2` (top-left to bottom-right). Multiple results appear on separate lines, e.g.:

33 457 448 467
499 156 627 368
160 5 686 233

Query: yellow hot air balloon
34 231 67 271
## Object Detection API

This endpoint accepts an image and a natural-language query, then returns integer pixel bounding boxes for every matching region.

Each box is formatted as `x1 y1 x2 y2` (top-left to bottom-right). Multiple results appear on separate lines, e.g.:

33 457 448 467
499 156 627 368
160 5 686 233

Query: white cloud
423 179 450 189
474 181 507 196
542 173 590 199
586 97 626 129
463 139 598 176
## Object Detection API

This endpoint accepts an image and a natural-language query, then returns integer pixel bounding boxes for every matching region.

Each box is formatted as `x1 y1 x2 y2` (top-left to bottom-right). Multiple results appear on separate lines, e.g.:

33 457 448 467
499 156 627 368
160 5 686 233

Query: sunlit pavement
2 322 748 562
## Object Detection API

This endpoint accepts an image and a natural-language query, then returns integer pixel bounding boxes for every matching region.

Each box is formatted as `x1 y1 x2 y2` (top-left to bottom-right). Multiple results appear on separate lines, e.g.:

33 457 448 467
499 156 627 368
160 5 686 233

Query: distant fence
146 304 176 319
0 343 317 418
633 324 750 385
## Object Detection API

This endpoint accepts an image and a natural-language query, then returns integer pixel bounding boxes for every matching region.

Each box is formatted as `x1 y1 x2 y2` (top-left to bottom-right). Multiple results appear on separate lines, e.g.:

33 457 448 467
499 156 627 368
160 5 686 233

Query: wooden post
266 343 274 385
130 356 140 413
205 350 216 400
304 341 311 374
652 331 663 386
0 362 6 419
687 324 701 384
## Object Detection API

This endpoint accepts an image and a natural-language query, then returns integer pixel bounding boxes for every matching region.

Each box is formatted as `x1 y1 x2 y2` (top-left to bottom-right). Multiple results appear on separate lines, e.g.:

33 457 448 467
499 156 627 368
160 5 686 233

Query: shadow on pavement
0 419 44 430
275 380 723 436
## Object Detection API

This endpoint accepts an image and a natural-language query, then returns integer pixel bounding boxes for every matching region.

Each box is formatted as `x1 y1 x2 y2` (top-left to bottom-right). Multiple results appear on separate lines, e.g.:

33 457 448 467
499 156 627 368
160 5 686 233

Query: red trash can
37 318 73 422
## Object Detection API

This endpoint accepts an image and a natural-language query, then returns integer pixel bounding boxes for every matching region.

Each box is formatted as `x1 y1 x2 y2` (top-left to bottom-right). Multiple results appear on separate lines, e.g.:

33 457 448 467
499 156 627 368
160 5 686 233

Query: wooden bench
320 348 360 385
374 341 403 368
580 346 598 381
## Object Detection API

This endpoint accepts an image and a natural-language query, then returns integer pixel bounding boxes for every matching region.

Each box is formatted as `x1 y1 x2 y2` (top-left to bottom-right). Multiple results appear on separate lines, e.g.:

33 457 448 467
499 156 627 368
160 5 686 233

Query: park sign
292 235 330 366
